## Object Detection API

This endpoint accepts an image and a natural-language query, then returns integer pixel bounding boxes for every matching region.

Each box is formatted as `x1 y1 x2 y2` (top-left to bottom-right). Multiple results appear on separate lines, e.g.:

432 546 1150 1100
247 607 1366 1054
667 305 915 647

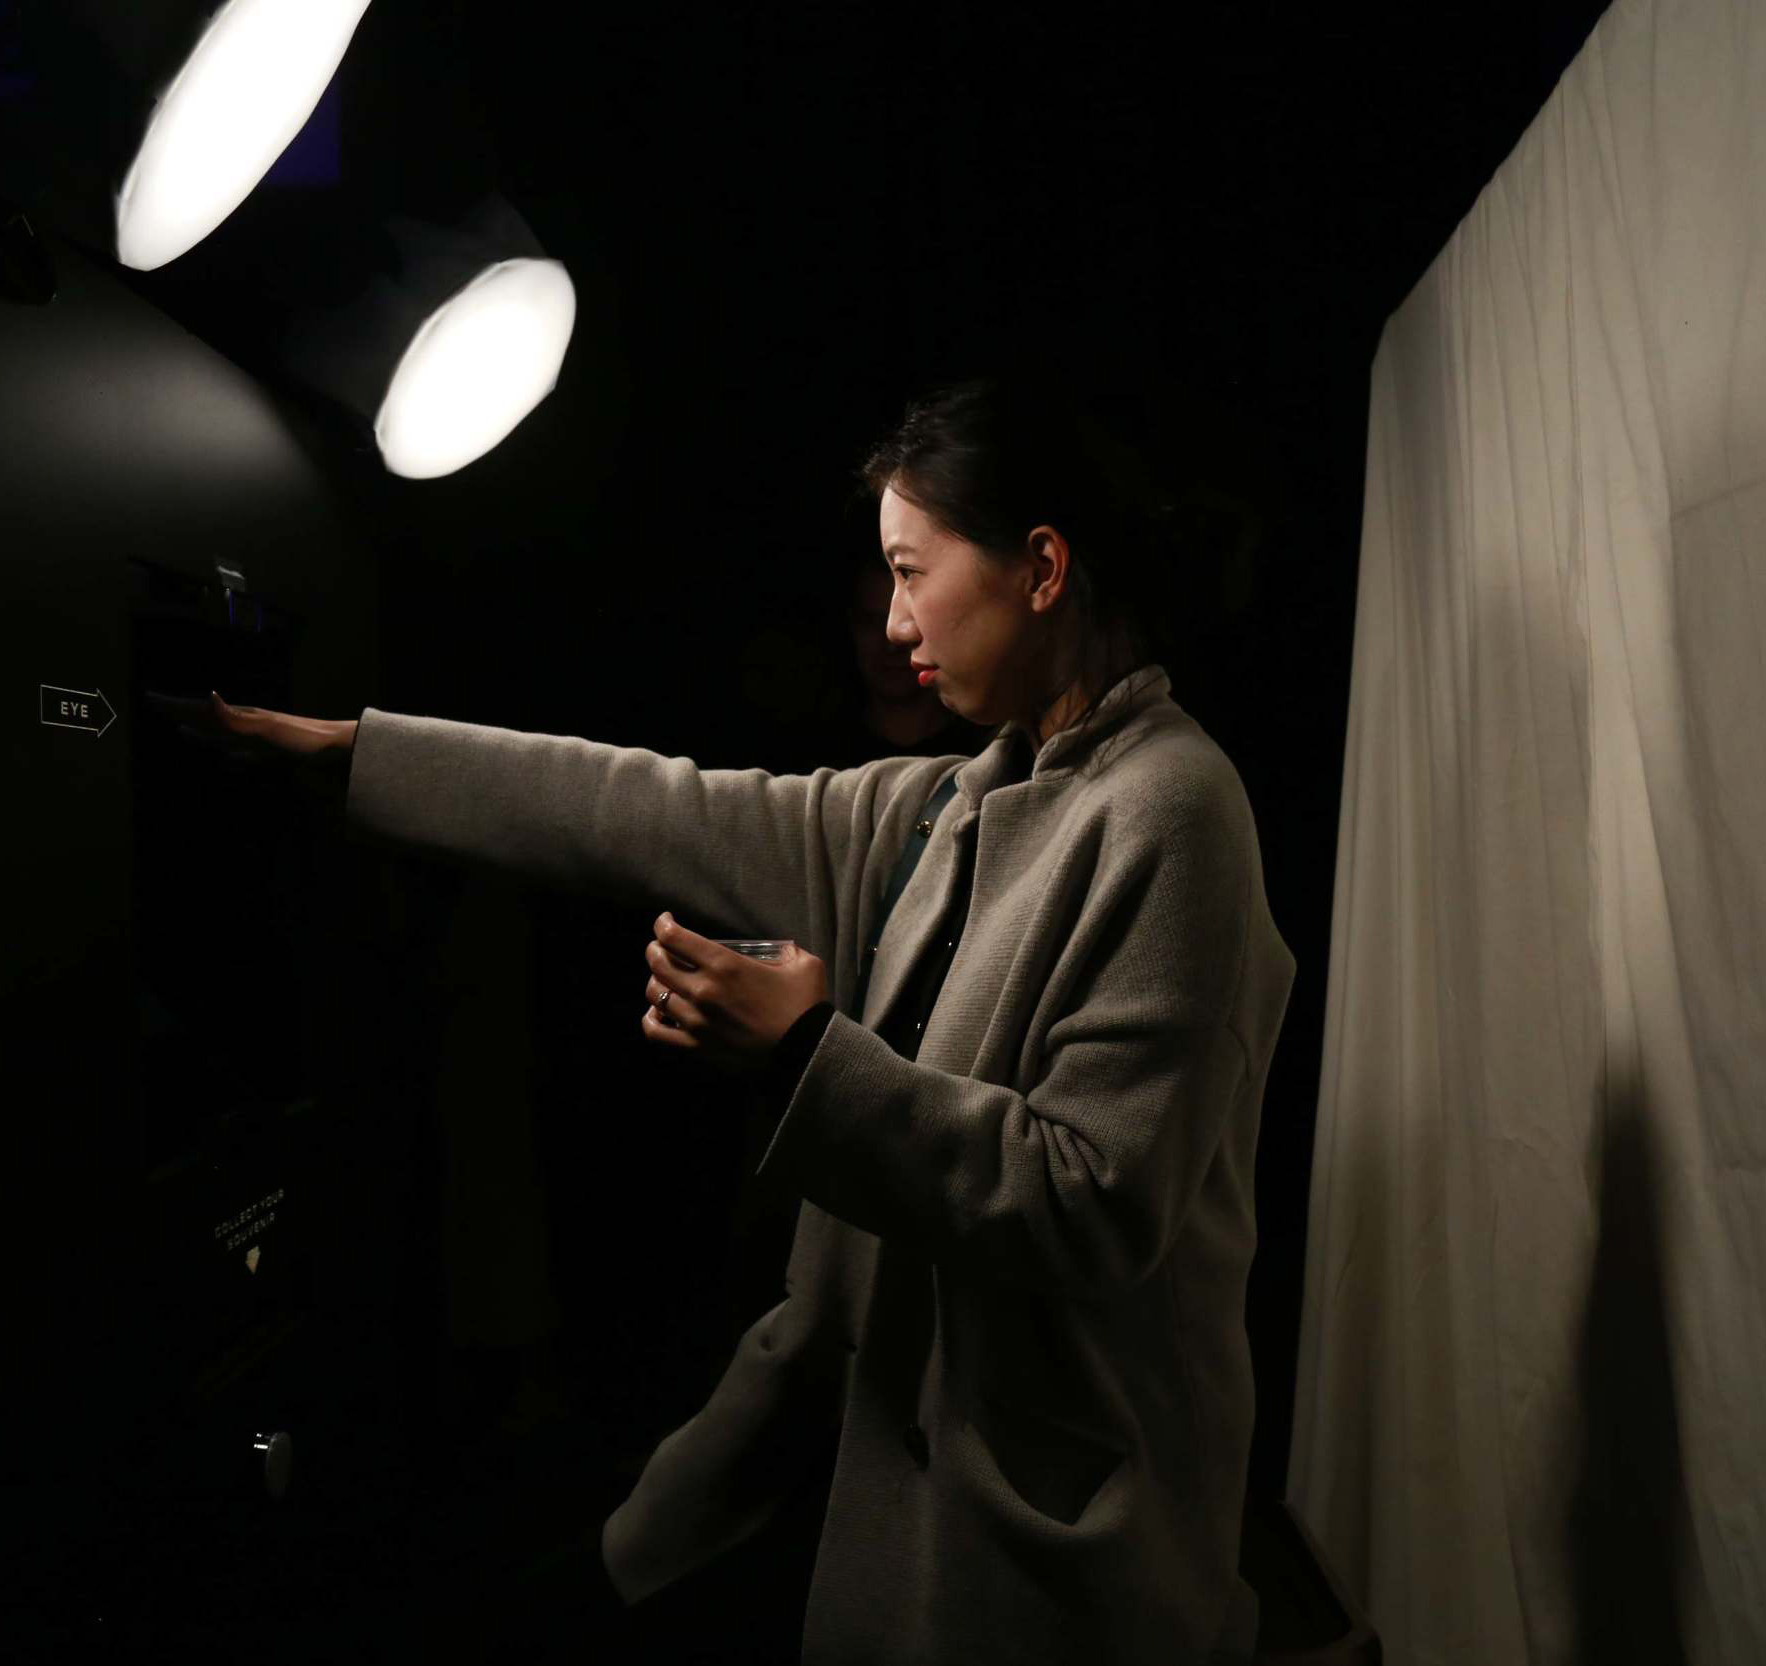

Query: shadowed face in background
847 559 924 702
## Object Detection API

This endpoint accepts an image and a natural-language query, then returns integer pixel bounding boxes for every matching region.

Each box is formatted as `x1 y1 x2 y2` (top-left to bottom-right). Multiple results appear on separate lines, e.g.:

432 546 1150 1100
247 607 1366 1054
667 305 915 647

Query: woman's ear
1024 524 1072 610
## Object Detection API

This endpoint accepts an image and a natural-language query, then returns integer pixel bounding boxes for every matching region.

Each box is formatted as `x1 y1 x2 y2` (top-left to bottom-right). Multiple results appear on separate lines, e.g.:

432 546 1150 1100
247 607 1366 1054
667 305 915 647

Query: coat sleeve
343 706 954 954
752 780 1263 1299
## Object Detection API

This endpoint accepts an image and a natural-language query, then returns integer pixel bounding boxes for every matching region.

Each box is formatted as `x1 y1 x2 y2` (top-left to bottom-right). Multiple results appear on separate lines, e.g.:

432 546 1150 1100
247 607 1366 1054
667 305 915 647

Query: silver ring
657 987 671 1007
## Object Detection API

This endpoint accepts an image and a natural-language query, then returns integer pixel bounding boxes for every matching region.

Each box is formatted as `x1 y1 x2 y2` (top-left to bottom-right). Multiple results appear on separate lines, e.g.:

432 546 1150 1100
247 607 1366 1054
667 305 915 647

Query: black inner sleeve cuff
765 1000 837 1098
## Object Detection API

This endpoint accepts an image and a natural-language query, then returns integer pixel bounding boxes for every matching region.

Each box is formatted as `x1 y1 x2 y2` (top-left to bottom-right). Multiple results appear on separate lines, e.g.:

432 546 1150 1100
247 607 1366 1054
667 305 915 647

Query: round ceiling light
116 0 373 271
373 256 577 480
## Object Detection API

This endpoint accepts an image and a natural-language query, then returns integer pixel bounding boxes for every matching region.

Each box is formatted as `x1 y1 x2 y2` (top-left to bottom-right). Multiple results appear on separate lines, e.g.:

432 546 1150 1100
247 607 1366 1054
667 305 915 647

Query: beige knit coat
344 666 1296 1664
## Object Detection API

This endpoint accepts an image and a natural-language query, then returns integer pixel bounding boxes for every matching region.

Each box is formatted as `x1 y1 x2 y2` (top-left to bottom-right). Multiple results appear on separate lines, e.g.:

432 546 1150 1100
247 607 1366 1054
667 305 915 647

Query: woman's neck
1035 679 1094 747
1032 620 1149 745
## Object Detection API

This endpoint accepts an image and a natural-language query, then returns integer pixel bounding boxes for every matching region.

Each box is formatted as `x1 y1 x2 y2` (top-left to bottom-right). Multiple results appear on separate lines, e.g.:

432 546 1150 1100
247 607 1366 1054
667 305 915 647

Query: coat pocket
970 1394 1128 1528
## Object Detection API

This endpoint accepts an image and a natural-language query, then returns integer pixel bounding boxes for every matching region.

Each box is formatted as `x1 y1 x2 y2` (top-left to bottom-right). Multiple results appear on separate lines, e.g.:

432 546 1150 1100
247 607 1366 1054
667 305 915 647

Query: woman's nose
885 592 916 645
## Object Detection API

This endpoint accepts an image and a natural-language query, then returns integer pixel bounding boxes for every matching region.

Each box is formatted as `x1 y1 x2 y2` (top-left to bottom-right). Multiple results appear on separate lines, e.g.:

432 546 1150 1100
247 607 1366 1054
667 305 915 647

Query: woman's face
878 484 1062 730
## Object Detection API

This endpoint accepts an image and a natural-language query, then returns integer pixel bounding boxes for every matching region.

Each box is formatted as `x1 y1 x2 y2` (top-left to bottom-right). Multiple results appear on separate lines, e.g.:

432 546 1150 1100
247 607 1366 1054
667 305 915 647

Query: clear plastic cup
715 939 793 962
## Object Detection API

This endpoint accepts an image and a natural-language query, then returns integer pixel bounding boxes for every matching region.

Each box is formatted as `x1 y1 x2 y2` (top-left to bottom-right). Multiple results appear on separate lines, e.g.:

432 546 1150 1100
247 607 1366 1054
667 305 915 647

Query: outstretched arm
343 705 961 968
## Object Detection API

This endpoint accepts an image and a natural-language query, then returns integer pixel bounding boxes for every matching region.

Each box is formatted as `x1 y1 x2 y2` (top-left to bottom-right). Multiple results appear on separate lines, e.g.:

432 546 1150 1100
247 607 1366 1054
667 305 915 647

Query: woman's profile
204 371 1296 1664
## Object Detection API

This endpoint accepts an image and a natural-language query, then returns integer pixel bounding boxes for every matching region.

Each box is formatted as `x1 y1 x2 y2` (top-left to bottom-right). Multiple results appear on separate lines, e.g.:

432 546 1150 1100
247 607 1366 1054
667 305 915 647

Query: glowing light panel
115 0 373 271
374 258 576 480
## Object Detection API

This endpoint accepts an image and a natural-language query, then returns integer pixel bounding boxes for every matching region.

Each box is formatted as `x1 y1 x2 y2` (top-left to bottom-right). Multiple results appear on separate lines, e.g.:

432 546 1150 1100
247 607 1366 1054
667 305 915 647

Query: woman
212 375 1295 1664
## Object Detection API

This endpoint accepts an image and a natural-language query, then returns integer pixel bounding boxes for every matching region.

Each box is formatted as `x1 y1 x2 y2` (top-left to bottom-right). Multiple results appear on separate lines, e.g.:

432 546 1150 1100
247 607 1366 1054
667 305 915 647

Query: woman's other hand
641 913 828 1075
145 691 356 759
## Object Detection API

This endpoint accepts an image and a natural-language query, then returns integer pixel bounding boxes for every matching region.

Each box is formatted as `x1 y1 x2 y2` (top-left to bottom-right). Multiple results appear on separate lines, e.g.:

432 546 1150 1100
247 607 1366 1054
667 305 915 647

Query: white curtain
1287 1 1766 1662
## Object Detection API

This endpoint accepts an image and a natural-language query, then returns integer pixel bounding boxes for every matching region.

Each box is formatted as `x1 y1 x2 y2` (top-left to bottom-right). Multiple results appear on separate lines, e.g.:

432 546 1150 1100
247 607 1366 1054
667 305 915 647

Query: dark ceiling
18 0 1616 671
281 0 1617 680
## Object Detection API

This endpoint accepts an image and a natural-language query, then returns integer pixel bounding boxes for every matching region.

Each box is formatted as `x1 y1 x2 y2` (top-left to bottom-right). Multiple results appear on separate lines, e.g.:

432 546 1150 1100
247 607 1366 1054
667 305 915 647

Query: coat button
915 819 934 837
903 1424 930 1468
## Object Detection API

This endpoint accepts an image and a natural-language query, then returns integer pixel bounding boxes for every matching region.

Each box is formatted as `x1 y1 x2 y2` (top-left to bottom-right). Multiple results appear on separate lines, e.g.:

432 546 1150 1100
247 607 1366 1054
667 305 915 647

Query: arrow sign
40 684 117 738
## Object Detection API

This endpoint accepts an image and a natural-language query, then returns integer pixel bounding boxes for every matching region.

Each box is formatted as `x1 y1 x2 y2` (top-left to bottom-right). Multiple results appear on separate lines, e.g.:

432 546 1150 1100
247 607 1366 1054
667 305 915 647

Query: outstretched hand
641 914 828 1076
145 691 342 757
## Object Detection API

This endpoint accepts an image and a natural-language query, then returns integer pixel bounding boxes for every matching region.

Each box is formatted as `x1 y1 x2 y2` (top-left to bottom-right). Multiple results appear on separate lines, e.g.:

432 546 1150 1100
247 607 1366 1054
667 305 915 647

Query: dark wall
0 226 413 1646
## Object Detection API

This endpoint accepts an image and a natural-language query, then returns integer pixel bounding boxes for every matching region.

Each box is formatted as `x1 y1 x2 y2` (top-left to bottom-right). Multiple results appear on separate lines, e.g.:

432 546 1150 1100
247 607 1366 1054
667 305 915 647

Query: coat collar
952 663 1173 807
859 663 1175 1032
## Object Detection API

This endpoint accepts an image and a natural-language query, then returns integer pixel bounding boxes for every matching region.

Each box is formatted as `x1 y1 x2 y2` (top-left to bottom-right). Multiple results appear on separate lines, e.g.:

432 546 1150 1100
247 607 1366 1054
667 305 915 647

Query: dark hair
856 372 1183 750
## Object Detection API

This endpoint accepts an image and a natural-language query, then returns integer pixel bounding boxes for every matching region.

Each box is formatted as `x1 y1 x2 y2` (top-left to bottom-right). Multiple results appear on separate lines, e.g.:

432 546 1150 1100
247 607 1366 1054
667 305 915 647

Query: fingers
210 692 252 722
643 939 688 1039
642 1003 686 1040
639 928 720 1059
654 912 715 969
646 938 701 988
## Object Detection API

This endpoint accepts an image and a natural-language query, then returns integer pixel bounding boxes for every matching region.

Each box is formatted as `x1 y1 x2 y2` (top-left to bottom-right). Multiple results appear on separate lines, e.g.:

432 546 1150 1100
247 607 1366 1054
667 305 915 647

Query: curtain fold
1288 2 1766 1661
